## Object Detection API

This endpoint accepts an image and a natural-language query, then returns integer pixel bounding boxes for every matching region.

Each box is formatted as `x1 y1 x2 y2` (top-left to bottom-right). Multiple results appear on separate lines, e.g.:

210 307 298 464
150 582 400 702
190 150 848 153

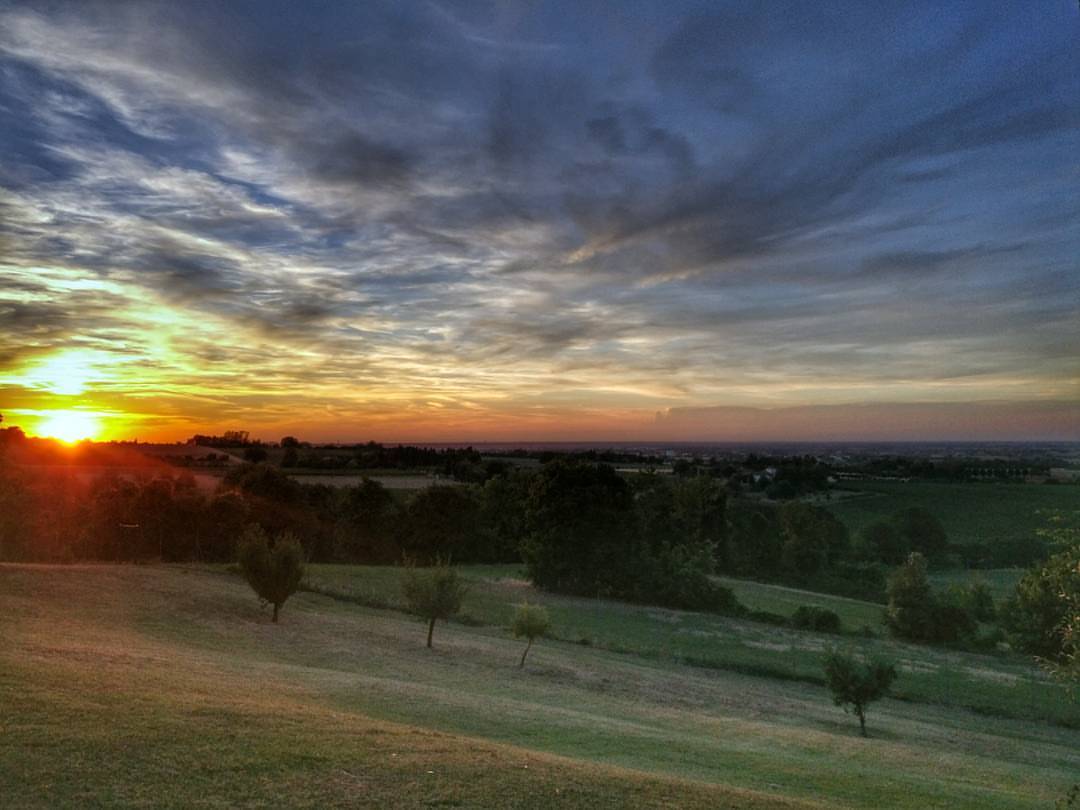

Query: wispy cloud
0 1 1077 440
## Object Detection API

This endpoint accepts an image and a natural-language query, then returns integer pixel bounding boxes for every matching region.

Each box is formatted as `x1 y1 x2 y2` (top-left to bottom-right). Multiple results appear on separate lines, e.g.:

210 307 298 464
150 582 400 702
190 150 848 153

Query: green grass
713 576 885 630
826 481 1080 547
927 569 1026 603
3 564 1077 808
300 565 1079 730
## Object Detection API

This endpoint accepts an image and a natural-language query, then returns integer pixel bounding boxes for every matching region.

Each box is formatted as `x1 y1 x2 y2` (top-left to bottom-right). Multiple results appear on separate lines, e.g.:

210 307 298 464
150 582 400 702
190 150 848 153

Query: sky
0 0 1078 443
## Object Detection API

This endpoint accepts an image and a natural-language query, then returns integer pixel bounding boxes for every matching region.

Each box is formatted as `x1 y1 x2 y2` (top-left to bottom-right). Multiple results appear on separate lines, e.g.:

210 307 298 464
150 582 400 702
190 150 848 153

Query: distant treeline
2 445 881 605
3 426 1074 659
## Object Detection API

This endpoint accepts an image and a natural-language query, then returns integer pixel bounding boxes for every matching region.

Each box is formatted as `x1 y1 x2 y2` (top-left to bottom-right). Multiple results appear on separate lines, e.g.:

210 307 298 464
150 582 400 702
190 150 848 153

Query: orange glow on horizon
32 410 105 444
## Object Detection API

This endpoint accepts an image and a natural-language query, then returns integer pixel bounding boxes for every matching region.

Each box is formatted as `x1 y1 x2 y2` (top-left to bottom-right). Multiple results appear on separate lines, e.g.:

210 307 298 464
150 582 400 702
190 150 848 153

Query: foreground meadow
2 564 1076 809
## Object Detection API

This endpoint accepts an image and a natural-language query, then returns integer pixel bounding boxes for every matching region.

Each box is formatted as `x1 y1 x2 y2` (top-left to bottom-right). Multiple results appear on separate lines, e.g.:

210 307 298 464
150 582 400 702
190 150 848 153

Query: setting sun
35 410 103 443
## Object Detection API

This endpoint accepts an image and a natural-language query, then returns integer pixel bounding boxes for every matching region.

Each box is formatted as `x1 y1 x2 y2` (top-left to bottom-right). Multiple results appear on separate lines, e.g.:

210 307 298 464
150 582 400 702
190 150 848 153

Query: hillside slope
2 565 1076 808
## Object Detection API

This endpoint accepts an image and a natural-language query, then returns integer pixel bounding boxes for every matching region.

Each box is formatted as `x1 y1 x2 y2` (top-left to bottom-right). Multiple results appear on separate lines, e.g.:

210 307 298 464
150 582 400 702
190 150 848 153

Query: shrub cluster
885 553 977 644
791 606 843 633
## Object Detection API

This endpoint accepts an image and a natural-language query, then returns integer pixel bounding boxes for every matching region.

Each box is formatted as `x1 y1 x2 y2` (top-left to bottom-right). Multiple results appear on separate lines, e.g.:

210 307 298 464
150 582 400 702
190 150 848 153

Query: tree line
2 426 1075 662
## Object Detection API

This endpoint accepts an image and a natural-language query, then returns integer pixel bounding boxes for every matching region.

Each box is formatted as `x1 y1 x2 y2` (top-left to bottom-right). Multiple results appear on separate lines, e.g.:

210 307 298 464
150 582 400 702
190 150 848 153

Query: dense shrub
746 610 788 626
886 553 976 644
1001 545 1080 660
945 580 996 623
885 553 935 639
791 606 843 633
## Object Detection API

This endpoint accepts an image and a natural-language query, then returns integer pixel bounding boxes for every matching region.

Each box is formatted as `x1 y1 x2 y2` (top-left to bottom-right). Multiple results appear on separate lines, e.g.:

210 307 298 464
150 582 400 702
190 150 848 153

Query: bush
511 602 551 668
945 580 996 623
402 560 468 648
886 552 976 644
1002 545 1080 660
746 610 788 626
885 552 935 640
237 525 305 623
646 543 744 615
791 606 843 633
823 649 897 736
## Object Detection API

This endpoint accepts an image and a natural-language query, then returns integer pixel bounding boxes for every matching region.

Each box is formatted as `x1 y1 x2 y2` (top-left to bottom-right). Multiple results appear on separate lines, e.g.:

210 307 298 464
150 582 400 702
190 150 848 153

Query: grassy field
713 576 886 629
3 564 1077 809
927 568 1027 603
826 481 1080 547
302 565 1078 729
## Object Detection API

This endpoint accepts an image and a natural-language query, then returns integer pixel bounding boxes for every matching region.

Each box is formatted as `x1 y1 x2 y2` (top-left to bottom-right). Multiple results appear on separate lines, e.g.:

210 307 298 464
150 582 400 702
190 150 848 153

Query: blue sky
0 1 1078 441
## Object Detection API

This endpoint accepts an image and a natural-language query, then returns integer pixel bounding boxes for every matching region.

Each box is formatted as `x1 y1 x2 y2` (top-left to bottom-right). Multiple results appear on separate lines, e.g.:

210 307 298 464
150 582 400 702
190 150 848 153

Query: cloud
653 400 1080 442
0 1 1077 439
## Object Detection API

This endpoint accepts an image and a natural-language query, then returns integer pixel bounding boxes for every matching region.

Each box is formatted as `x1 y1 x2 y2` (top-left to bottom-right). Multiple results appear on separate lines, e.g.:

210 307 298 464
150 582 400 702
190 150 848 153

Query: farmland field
2 563 1076 809
827 481 1080 547
288 473 459 490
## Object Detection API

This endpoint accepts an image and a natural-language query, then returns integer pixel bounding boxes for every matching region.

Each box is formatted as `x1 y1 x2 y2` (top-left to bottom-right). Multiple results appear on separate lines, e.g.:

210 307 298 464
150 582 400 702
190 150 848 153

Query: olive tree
823 649 897 736
402 560 467 648
511 602 551 668
238 525 304 623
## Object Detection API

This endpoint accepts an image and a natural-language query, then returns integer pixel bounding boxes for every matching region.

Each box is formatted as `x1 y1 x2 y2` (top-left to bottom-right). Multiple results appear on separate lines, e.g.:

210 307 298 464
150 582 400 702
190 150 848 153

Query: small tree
402 560 467 648
885 552 935 640
823 649 897 736
238 525 304 623
511 602 551 668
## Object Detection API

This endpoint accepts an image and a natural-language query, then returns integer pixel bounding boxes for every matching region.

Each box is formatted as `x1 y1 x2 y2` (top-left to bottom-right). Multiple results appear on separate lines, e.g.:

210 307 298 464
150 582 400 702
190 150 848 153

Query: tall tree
523 460 636 596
